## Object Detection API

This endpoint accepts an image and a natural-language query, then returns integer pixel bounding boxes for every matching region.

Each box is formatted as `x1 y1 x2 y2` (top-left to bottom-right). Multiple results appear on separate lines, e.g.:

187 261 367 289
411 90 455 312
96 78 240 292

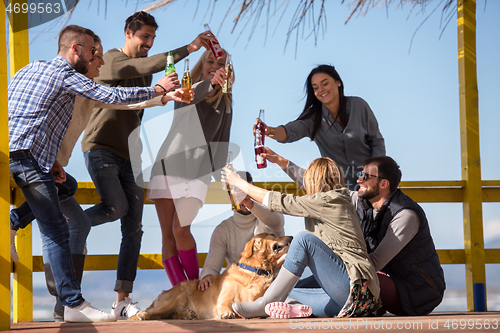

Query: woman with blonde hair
221 148 379 319
148 48 234 287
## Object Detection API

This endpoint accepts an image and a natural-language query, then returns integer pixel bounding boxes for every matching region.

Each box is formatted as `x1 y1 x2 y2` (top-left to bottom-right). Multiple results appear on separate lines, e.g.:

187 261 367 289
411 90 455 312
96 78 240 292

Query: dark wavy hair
297 65 348 140
363 156 402 192
124 11 158 34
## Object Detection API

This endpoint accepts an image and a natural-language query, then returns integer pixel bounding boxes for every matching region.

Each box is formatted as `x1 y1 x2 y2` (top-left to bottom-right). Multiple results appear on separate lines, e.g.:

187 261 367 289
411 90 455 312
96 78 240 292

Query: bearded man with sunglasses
353 156 445 316
259 149 445 317
8 24 172 323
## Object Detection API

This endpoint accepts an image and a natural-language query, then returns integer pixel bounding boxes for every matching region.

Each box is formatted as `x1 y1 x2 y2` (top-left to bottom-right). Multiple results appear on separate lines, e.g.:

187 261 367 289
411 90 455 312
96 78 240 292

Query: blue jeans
284 231 351 317
9 150 84 307
84 149 144 293
11 173 90 256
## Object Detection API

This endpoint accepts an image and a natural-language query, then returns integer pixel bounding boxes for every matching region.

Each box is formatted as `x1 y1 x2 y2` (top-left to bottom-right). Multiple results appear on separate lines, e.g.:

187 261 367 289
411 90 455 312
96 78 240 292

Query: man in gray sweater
81 11 214 319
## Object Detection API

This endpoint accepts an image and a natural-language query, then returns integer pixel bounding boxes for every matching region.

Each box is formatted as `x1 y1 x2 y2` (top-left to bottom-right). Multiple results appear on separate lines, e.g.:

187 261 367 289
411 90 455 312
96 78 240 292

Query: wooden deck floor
5 312 500 333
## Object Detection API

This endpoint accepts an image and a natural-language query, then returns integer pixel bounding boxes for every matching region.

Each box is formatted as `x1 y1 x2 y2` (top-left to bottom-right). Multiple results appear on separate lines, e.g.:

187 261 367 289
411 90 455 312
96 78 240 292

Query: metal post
9 0 33 322
0 0 12 329
457 0 486 311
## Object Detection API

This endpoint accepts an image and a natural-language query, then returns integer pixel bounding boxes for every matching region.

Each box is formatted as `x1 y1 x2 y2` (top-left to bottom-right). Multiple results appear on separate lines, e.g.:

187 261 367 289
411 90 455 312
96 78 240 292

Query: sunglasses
357 172 385 182
76 44 97 56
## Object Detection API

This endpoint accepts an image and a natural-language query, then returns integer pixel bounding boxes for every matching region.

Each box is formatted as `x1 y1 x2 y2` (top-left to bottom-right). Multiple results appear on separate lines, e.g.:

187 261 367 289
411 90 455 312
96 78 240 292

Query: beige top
56 95 164 166
200 201 285 279
267 188 380 299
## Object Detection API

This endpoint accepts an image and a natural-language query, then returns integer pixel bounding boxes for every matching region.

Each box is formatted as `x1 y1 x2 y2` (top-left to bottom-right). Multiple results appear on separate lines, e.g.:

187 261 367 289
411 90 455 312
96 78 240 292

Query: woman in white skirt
147 48 233 286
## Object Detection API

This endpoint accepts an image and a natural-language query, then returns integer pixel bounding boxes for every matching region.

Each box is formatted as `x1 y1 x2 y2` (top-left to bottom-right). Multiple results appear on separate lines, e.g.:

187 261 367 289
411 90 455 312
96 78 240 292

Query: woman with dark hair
260 65 385 190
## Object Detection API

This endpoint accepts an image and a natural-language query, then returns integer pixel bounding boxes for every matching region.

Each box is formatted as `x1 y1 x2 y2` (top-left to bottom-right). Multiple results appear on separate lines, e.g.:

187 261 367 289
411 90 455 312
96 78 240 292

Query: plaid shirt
9 56 155 172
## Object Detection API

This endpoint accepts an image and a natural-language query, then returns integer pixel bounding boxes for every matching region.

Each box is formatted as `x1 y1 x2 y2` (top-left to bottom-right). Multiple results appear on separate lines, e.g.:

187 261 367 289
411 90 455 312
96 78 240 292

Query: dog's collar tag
237 263 270 277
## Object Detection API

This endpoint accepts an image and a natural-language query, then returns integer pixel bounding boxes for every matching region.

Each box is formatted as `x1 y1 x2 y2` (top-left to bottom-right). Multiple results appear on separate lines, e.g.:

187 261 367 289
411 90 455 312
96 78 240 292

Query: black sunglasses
357 172 385 182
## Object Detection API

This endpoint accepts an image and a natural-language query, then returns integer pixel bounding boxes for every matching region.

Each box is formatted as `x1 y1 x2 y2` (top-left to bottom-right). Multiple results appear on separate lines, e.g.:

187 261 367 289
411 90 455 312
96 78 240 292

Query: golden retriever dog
130 233 292 320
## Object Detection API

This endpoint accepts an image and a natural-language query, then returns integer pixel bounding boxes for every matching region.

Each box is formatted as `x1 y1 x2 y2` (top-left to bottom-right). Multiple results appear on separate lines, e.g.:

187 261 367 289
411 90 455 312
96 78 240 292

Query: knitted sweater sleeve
97 46 189 81
248 201 284 235
200 223 229 279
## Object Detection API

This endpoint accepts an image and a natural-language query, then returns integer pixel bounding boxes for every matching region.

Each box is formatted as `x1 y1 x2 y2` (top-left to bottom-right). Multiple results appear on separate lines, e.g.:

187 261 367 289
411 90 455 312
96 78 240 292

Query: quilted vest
357 189 446 315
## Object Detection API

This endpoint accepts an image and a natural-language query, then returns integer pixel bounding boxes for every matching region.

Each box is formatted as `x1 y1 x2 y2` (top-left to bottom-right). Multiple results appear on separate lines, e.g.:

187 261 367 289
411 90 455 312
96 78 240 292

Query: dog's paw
219 311 238 319
133 311 147 321
186 310 197 320
172 310 197 320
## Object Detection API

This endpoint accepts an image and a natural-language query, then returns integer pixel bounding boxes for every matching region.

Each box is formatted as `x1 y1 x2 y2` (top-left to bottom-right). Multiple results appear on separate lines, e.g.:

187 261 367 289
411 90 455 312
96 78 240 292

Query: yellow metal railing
8 180 500 322
0 0 11 329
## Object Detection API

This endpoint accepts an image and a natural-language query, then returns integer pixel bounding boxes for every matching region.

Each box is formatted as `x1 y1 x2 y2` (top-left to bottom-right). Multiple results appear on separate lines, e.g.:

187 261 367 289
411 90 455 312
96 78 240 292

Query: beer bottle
204 23 225 59
165 51 175 75
254 109 267 169
222 54 233 94
224 151 241 210
181 59 193 101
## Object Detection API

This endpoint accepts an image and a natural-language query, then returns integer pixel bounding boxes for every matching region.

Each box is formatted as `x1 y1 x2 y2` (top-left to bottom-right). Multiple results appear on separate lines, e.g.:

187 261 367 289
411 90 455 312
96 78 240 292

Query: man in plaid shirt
8 25 175 323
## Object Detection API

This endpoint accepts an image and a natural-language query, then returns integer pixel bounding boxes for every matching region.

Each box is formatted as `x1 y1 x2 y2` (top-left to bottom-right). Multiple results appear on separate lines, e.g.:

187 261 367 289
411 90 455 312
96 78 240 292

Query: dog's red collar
237 263 271 277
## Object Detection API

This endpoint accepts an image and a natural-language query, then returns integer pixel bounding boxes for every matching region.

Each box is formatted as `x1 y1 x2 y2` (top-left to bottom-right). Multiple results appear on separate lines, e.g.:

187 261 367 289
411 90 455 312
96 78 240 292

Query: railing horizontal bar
24 249 500 273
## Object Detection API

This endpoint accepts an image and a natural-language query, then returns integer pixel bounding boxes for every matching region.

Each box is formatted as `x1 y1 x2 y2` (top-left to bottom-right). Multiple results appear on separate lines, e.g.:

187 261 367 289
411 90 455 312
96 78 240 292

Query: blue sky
14 0 500 318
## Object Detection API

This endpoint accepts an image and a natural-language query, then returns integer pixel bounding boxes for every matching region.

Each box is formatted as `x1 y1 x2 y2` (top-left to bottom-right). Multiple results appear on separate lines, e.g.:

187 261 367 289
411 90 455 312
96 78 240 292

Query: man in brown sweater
81 11 214 319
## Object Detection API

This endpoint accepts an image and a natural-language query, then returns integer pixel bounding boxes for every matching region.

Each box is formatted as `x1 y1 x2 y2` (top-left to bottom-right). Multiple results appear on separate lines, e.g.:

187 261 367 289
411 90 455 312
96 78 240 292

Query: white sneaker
64 300 117 323
11 230 19 263
111 297 141 320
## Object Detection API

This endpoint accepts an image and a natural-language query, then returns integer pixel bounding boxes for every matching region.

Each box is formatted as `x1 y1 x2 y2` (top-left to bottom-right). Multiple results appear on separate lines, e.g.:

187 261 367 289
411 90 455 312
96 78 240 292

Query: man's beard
73 57 89 74
358 185 380 201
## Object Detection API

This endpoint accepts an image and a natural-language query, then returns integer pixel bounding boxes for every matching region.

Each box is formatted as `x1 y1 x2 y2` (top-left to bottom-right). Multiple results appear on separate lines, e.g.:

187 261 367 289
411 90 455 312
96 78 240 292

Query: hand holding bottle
221 166 246 193
187 30 217 54
210 67 227 88
157 72 180 93
162 88 194 104
261 147 289 170
253 118 267 136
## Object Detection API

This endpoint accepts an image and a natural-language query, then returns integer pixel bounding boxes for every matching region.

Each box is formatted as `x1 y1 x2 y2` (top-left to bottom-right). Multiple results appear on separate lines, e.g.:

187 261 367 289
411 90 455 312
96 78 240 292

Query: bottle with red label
254 109 267 169
204 24 225 59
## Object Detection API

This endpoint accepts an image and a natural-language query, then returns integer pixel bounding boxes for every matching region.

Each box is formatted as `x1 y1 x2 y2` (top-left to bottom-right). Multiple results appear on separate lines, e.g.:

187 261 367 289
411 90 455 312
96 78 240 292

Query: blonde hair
302 157 345 195
190 49 233 113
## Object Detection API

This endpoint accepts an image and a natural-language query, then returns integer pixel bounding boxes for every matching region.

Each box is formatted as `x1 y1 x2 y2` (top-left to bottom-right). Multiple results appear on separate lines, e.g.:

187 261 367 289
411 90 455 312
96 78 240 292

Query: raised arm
246 200 284 232
65 71 155 105
264 125 287 142
261 147 305 188
222 168 268 204
93 86 193 110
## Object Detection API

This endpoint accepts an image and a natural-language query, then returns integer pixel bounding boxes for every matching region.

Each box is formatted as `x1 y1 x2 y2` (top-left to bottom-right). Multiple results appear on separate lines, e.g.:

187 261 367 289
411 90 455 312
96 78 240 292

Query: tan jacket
267 188 380 299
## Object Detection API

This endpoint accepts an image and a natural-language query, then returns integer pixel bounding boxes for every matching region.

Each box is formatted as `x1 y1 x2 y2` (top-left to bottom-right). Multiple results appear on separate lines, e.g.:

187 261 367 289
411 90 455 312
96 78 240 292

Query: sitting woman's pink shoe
265 302 312 319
